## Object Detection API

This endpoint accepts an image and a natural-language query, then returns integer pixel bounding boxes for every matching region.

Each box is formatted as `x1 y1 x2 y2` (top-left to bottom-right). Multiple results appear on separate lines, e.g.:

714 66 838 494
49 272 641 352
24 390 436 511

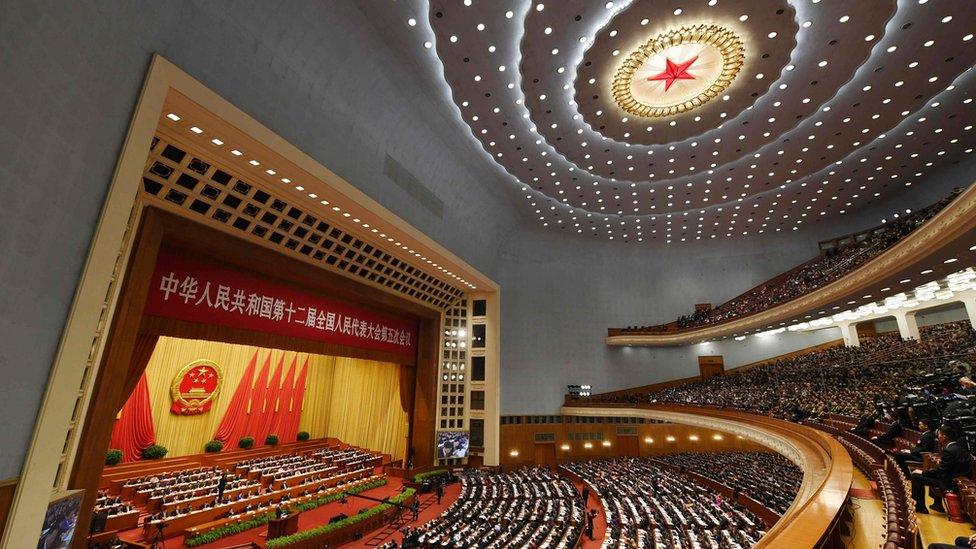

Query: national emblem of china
612 24 745 118
170 360 222 415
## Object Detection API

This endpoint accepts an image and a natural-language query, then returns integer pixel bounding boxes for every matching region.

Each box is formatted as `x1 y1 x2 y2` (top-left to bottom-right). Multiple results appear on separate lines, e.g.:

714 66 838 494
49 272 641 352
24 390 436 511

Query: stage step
362 494 438 546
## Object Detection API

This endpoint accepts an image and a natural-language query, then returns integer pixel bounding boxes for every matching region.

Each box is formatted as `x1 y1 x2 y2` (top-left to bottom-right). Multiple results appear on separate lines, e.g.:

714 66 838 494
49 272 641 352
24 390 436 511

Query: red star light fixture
647 55 699 91
612 25 745 118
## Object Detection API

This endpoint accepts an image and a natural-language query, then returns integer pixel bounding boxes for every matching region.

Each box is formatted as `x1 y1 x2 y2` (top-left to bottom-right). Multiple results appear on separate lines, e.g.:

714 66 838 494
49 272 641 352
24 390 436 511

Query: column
894 311 921 341
838 323 860 347
960 295 976 331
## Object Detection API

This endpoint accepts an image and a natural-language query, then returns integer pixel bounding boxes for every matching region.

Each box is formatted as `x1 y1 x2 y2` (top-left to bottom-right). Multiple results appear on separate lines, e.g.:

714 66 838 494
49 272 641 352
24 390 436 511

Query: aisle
343 482 460 548
576 482 607 549
845 467 975 549
844 468 886 549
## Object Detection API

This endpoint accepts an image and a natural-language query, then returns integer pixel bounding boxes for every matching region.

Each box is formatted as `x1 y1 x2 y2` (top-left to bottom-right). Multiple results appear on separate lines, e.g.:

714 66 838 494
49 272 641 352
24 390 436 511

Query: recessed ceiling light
921 269 934 275
505 10 513 18
407 18 416 26
231 149 243 156
423 41 432 49
210 138 223 146
249 159 260 166
739 14 748 21
944 258 958 263
166 113 181 121
839 15 850 23
189 126 203 134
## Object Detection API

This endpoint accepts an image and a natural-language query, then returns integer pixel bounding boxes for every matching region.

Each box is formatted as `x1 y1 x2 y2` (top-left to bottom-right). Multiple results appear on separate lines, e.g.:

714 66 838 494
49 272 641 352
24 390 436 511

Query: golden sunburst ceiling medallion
612 24 745 118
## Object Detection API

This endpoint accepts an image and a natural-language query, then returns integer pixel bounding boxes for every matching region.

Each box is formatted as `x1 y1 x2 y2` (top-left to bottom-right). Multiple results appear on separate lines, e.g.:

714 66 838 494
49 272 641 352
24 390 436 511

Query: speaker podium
267 512 300 539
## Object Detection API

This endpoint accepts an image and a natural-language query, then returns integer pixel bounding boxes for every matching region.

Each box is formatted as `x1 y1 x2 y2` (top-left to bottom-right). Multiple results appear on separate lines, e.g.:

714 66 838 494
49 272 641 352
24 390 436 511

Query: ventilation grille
141 135 465 310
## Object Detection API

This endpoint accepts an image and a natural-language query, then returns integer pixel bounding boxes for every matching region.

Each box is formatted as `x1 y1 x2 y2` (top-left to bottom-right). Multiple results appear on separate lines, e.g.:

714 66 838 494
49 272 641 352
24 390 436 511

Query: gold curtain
143 336 408 460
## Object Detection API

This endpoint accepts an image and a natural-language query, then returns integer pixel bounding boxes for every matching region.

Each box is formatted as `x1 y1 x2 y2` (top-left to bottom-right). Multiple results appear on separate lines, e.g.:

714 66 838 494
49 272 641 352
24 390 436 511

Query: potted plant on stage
142 444 168 460
265 434 279 446
205 439 224 453
105 449 123 466
297 431 310 442
238 436 255 450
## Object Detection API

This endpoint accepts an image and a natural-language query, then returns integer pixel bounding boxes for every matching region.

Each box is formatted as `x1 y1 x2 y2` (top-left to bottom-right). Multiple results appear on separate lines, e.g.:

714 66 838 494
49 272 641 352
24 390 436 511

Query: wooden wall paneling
533 443 556 467
498 421 769 467
409 317 439 467
698 355 725 379
68 210 165 549
617 435 639 457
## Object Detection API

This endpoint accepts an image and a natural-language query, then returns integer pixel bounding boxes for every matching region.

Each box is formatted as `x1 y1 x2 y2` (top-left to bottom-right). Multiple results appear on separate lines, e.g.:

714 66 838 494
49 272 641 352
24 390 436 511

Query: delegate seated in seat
911 424 974 514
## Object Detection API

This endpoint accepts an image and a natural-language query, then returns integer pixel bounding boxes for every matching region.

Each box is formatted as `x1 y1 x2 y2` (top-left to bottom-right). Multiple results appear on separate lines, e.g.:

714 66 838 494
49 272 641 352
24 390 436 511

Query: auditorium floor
846 468 974 549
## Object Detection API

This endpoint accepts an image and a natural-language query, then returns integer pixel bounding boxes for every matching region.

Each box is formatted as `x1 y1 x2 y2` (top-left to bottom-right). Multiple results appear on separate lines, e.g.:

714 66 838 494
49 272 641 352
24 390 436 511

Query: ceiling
366 0 976 244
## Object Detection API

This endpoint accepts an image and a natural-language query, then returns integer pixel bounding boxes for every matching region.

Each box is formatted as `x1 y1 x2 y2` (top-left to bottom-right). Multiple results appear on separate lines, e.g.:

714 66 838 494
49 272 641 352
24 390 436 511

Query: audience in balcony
625 322 976 420
620 188 961 334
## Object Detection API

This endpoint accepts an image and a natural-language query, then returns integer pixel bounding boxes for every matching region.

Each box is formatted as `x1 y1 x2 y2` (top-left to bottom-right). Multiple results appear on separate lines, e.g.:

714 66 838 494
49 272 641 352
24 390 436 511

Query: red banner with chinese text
144 250 417 357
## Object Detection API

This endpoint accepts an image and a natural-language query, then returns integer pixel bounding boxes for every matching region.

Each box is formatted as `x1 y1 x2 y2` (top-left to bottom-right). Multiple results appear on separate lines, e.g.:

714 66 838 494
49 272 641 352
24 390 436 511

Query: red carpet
850 487 879 499
117 476 449 549
575 481 607 549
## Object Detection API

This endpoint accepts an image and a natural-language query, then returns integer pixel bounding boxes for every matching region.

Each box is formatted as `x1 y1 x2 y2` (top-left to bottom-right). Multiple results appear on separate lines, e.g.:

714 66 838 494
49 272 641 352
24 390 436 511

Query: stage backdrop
141 336 408 460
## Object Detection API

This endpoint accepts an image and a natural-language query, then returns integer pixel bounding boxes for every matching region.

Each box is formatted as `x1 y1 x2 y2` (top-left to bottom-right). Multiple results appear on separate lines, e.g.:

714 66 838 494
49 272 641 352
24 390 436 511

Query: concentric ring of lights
612 24 745 118
413 0 976 243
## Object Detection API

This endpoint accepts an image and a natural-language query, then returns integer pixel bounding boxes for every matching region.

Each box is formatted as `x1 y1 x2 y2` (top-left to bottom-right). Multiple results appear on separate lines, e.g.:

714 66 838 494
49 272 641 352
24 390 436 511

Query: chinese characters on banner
144 250 417 357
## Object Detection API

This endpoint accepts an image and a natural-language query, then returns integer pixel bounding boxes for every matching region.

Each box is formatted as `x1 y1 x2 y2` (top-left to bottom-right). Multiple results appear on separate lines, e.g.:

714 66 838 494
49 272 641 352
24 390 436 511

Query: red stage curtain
255 356 284 445
269 357 297 441
109 372 156 463
282 358 309 442
242 355 272 443
212 351 258 449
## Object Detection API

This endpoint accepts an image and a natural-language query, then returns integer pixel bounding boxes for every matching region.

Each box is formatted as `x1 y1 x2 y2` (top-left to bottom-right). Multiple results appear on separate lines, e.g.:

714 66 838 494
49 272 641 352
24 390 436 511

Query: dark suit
895 429 937 473
928 535 974 548
911 441 973 510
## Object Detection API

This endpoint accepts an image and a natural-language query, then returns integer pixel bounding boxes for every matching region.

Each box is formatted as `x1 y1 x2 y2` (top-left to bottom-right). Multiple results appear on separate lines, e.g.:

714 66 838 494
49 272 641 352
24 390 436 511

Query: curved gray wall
496 156 976 414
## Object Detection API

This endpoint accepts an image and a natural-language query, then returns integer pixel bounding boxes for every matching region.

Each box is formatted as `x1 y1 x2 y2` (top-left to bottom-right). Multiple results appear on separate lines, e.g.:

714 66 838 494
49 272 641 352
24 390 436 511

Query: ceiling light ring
611 24 745 119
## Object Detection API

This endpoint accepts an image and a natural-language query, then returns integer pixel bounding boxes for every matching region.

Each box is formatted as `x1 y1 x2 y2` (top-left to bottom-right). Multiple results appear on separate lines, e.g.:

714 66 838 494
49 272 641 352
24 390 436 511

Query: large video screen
37 490 84 549
436 430 470 459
